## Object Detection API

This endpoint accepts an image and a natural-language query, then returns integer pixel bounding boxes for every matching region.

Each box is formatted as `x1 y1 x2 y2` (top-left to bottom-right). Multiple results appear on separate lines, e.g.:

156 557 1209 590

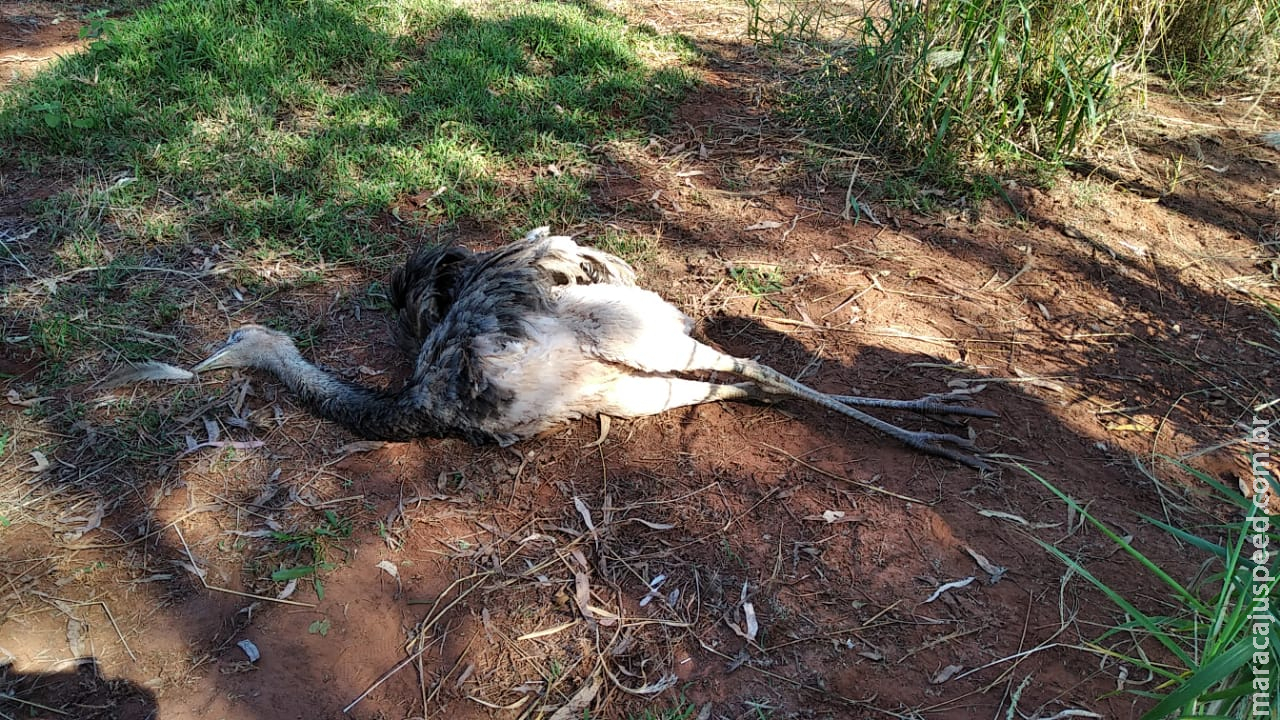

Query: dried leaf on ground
924 576 975 603
963 545 1007 583
931 664 963 684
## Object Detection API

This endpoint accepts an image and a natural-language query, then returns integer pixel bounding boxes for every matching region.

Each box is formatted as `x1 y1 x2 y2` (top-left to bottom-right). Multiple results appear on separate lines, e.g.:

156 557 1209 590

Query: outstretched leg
831 395 998 419
726 355 991 470
563 285 993 469
598 376 766 418
600 334 993 470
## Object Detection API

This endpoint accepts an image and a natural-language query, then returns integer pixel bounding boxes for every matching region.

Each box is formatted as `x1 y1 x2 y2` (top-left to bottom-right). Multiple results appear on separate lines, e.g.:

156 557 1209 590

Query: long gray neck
264 343 441 441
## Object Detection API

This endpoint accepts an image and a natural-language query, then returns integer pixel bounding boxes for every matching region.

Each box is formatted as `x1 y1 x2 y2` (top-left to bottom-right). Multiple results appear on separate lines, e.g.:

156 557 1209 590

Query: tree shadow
308 312 1188 717
596 33 1277 465
0 2 697 718
0 2 1275 719
1066 156 1279 250
0 659 157 720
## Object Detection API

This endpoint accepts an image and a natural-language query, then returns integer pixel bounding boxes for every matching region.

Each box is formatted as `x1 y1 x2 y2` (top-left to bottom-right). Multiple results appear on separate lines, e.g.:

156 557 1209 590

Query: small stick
343 646 427 714
992 255 1035 292
761 443 926 505
820 279 877 319
97 600 137 662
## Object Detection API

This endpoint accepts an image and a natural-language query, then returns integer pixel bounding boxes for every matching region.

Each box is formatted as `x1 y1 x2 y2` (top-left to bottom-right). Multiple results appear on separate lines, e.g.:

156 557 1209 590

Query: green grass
745 0 832 47
591 227 657 265
30 312 89 361
774 0 1121 190
730 265 783 295
749 0 1278 193
1026 462 1278 719
730 263 785 312
20 254 190 379
1 0 696 263
269 509 355 600
1148 0 1280 87
629 697 699 720
0 0 697 414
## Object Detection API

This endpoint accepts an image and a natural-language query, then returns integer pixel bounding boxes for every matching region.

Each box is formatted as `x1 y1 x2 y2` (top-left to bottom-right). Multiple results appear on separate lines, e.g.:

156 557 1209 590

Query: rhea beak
191 343 235 373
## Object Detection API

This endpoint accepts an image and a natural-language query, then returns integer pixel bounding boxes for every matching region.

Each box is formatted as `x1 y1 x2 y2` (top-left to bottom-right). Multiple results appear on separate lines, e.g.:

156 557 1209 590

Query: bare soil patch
2 3 1278 720
0 2 86 90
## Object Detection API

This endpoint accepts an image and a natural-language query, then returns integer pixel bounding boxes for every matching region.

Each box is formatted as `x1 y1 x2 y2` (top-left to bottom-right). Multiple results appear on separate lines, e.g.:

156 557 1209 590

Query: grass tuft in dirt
1027 461 1278 719
267 509 354 601
729 262 785 313
767 0 1123 188
749 0 1279 192
1147 0 1280 88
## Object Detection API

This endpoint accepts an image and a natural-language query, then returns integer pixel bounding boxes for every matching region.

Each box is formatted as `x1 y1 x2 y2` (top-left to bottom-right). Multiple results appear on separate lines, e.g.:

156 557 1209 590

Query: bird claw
887 428 990 471
925 431 979 450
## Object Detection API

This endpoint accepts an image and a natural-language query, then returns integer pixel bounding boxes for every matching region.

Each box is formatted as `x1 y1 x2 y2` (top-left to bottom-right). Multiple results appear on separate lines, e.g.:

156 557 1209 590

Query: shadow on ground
1 1 1277 719
0 659 157 720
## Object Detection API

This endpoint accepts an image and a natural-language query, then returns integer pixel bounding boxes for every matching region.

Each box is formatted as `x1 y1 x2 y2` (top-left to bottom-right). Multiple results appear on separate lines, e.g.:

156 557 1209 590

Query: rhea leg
730 357 991 469
830 395 998 419
623 337 993 470
598 376 765 418
566 288 992 469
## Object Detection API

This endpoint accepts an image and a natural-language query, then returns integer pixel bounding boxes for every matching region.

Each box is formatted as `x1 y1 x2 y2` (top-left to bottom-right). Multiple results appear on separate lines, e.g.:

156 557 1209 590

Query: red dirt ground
2 3 1278 720
0 1 85 91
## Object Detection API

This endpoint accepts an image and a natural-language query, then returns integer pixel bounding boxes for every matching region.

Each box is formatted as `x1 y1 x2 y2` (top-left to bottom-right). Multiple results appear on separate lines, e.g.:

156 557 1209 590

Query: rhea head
192 324 296 373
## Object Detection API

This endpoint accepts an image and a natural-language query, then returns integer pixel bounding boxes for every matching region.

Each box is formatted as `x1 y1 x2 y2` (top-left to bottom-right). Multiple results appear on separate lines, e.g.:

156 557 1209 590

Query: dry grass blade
547 675 601 720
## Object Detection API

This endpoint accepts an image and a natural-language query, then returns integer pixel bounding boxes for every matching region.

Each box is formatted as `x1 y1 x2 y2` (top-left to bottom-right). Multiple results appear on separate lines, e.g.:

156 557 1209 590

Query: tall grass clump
745 0 834 47
1027 461 1278 719
774 0 1124 185
756 0 1279 189
1146 0 1280 87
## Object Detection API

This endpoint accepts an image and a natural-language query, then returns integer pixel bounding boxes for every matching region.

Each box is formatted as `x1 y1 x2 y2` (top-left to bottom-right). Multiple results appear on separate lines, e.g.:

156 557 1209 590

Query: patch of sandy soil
0 2 86 90
2 2 1279 720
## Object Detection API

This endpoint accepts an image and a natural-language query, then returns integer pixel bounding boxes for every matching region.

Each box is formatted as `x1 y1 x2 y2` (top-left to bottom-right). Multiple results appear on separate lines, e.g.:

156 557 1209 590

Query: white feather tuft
524 226 551 242
100 361 195 388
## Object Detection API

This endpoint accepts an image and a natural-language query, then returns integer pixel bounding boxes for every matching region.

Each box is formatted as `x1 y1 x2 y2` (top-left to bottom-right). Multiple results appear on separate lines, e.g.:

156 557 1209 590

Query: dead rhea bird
192 228 996 469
